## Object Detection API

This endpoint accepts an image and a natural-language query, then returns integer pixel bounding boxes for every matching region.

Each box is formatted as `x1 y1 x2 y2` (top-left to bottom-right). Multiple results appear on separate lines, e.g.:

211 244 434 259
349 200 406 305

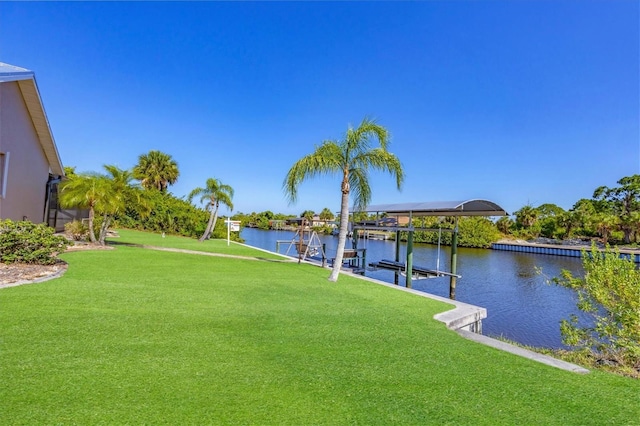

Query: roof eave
15 78 65 177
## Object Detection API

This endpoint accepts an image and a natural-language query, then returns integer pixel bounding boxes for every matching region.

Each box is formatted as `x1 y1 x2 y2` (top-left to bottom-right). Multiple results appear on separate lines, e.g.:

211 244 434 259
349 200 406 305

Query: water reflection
241 228 585 349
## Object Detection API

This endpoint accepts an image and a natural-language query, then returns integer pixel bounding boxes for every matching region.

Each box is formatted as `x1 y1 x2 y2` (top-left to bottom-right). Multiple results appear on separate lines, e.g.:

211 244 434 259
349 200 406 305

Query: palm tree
496 216 514 235
592 213 619 245
133 150 180 192
319 207 335 222
189 178 234 242
515 204 538 228
301 210 315 226
59 172 111 243
284 117 404 282
99 165 152 243
60 166 151 245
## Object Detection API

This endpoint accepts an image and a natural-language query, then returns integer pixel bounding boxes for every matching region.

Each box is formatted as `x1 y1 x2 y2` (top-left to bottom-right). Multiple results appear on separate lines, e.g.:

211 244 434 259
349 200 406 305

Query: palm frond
346 117 389 155
349 168 372 209
217 192 234 211
283 140 342 204
133 150 179 191
187 187 204 203
353 149 404 190
190 178 234 211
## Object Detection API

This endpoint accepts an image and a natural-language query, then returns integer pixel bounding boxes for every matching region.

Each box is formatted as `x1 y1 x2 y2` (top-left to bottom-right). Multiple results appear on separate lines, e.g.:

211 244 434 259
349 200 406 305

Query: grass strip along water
1 230 639 424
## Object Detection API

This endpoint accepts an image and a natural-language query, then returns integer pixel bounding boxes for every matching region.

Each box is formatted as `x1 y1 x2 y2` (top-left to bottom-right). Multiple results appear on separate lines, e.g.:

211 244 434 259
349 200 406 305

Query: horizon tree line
500 174 640 245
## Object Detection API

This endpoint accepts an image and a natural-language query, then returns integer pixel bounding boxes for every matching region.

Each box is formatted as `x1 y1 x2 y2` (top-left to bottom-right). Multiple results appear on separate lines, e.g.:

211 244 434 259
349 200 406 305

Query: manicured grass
1 238 639 424
110 228 287 260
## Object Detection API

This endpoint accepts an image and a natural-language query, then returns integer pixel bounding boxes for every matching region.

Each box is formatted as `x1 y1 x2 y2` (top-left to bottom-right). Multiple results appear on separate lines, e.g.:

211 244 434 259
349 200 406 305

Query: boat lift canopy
360 199 508 218
350 199 508 298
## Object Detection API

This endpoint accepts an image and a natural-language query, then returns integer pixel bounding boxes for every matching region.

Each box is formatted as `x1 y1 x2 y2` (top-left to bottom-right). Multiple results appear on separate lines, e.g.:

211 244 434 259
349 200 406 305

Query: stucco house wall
0 81 52 222
0 63 65 228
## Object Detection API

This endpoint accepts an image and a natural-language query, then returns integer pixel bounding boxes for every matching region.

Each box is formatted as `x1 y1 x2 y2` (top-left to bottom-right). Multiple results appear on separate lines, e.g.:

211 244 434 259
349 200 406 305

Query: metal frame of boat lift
353 200 508 299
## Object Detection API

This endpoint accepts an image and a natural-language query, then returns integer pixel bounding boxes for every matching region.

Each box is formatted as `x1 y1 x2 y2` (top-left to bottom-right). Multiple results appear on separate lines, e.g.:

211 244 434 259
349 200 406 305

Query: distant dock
491 241 640 263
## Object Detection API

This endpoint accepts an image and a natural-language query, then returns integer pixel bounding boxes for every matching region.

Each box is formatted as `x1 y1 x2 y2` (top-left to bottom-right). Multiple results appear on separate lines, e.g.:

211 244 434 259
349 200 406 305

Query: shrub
64 220 89 241
552 244 640 375
496 216 513 235
116 190 209 238
209 218 244 242
405 217 501 248
312 225 335 235
457 216 502 248
0 219 69 265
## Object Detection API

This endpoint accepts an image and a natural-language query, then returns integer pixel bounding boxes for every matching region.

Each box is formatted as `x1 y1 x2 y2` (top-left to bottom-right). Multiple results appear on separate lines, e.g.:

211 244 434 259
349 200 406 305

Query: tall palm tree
189 178 234 242
284 117 404 282
133 150 180 192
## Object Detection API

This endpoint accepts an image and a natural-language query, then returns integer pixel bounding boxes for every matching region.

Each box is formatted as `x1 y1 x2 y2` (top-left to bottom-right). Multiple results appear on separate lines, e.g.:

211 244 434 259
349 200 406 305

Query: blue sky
1 1 638 216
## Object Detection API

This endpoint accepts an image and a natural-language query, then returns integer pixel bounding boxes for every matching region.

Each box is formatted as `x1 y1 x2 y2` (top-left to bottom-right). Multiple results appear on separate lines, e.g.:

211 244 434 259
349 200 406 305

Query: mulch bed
0 242 112 288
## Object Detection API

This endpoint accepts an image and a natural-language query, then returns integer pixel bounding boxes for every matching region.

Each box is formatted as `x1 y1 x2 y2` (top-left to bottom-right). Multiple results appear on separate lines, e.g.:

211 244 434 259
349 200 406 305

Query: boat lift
368 225 461 280
354 200 508 299
284 224 326 264
277 220 367 273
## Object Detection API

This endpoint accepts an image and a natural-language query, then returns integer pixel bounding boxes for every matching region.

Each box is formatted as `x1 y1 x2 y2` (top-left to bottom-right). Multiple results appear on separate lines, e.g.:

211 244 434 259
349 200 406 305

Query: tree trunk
88 206 97 244
199 204 216 242
210 201 220 239
328 190 350 282
98 214 112 245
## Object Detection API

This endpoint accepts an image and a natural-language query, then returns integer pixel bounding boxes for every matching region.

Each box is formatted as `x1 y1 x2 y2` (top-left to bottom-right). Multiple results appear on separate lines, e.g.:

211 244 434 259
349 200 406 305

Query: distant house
0 62 66 230
285 215 337 229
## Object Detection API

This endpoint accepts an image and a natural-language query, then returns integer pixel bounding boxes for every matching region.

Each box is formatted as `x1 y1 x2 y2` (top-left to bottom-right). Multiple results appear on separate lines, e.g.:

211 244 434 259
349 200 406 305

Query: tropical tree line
232 208 336 233
500 175 640 245
60 150 236 244
234 211 291 230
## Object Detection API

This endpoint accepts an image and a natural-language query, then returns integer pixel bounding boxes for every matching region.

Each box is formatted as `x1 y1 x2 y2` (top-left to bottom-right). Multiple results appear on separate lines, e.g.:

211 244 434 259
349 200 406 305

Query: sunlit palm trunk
98 213 112 245
87 206 97 243
329 189 350 282
210 203 220 238
199 205 216 242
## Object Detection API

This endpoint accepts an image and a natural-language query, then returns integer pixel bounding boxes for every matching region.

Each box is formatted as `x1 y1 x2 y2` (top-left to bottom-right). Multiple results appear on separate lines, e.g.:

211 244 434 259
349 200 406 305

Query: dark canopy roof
359 200 508 217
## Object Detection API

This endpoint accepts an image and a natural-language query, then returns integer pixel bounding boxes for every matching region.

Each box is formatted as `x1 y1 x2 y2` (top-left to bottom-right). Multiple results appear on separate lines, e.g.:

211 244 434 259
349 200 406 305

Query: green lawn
1 234 639 424
111 228 287 260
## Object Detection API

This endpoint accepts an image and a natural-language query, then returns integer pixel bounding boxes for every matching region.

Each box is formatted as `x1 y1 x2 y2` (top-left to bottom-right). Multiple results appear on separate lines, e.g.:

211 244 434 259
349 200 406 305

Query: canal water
241 227 585 349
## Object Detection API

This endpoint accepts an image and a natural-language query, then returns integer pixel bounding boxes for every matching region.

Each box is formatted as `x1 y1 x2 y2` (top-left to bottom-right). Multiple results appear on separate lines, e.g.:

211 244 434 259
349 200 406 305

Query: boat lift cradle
368 259 461 280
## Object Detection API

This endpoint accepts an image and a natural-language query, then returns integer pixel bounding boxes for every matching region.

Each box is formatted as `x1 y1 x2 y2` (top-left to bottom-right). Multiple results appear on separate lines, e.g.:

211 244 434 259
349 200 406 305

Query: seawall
491 241 640 263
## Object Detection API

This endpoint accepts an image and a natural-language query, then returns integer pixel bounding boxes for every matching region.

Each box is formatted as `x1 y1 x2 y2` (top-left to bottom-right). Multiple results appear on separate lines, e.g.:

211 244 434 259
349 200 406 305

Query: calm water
241 227 585 349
